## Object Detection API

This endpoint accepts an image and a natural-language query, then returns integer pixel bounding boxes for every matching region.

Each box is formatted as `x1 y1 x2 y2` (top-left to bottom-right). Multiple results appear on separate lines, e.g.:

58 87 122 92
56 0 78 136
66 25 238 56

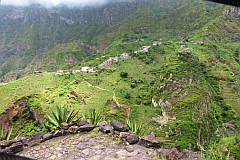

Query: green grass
0 72 61 113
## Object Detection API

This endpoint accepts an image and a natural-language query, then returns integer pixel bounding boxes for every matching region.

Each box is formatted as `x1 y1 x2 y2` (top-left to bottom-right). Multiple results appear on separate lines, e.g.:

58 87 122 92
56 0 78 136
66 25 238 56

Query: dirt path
18 133 156 160
84 80 119 103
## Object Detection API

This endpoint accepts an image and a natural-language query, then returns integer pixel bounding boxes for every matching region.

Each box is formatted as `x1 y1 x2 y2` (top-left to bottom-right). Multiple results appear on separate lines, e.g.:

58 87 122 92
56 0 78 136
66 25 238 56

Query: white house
81 67 95 73
56 70 64 76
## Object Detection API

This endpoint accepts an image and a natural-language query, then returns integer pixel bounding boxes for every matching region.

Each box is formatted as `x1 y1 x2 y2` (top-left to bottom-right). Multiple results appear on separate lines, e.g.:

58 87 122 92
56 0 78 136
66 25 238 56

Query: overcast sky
1 0 130 7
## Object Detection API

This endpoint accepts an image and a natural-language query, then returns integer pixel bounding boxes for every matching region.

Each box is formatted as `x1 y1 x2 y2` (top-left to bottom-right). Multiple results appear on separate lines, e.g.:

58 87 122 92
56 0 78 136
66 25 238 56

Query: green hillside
0 0 239 159
0 0 223 80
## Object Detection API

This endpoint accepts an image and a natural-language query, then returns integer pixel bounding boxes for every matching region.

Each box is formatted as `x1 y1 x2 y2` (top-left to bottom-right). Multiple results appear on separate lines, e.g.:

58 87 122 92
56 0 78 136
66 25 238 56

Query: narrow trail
18 133 156 160
83 79 119 103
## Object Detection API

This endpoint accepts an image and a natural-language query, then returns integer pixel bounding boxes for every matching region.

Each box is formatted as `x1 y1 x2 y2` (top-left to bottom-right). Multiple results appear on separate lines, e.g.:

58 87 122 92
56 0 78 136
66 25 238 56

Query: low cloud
1 0 131 7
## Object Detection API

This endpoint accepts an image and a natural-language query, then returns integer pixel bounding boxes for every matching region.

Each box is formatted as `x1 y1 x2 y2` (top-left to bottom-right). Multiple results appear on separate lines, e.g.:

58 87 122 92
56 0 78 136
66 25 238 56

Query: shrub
83 109 103 126
0 126 13 141
46 106 79 128
126 119 143 135
125 93 131 99
120 72 128 78
20 122 48 137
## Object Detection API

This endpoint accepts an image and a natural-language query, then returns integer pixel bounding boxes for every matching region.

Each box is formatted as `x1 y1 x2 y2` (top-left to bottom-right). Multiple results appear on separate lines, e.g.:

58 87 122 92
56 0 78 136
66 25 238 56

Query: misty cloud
1 0 130 7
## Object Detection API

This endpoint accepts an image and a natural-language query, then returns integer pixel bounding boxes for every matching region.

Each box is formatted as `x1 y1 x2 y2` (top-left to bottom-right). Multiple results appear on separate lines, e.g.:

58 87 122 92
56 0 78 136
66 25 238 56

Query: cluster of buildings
99 53 129 68
56 67 96 76
133 46 151 54
133 39 163 54
55 38 164 75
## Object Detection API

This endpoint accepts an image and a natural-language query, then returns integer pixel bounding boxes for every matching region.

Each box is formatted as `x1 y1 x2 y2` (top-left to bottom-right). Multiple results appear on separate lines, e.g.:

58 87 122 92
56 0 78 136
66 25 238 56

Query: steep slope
0 0 224 81
0 1 140 79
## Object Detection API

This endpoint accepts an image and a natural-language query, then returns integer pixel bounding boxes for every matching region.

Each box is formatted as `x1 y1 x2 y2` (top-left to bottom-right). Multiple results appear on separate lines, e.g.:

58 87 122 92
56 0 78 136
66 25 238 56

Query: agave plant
84 109 103 126
0 126 13 141
47 106 79 128
126 119 143 135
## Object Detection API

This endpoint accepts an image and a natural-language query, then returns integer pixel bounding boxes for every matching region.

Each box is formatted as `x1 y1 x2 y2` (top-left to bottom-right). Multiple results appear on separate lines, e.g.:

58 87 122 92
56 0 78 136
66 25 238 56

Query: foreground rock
99 125 113 134
125 134 139 144
111 120 129 132
140 134 161 148
68 126 79 134
1 142 23 154
79 124 95 132
78 120 89 126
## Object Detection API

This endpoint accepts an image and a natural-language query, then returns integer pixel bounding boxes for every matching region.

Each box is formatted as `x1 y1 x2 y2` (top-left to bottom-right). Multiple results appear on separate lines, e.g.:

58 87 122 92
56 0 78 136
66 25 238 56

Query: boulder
61 122 69 130
78 120 89 127
24 132 44 147
99 125 113 134
69 121 79 127
97 121 107 127
28 139 41 147
79 124 95 132
53 129 69 137
15 137 27 143
41 133 54 142
0 140 16 148
29 132 44 141
140 134 160 148
111 120 129 132
119 132 131 139
177 149 200 160
68 125 79 134
2 142 23 154
125 134 139 144
53 130 63 137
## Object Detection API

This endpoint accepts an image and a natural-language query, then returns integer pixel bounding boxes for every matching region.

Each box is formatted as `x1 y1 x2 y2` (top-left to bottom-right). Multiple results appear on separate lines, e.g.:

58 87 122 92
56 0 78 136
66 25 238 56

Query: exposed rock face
0 98 28 134
111 120 129 132
0 97 44 135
